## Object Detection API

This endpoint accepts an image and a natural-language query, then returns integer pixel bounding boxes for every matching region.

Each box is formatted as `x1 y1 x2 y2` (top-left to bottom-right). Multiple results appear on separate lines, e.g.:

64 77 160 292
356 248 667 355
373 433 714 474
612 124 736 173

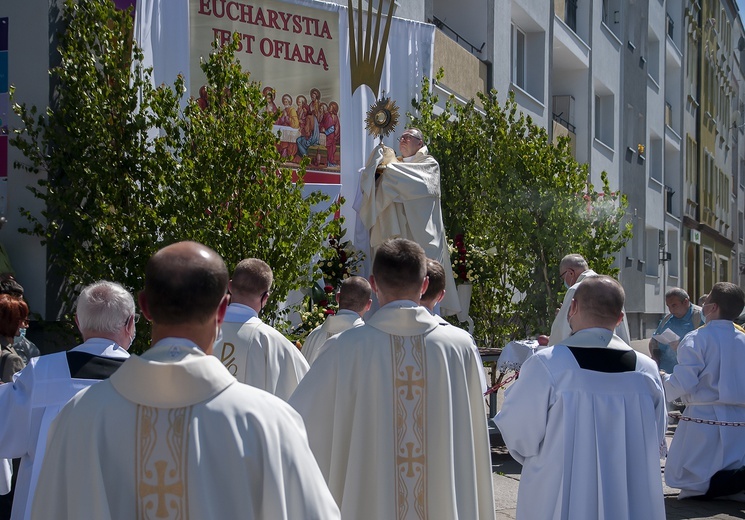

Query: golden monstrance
365 96 399 142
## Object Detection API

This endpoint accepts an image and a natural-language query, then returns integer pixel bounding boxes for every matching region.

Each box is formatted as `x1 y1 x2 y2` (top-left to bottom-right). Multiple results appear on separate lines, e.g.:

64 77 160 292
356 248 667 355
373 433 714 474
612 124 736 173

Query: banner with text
190 0 341 176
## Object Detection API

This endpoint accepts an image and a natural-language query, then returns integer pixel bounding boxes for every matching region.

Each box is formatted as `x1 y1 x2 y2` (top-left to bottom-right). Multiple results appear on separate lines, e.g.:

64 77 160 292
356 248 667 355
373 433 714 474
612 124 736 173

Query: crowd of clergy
0 241 742 519
0 126 743 519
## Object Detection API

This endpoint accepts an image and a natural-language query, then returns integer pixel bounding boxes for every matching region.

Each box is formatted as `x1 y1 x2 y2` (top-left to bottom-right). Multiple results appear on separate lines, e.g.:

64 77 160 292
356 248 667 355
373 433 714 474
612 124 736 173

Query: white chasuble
31 340 340 520
357 145 461 316
215 303 309 400
290 302 494 520
302 310 363 365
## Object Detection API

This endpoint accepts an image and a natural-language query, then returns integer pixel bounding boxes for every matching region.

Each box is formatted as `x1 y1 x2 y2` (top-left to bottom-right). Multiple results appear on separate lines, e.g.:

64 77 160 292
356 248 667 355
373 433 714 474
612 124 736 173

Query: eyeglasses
559 270 570 280
398 134 420 142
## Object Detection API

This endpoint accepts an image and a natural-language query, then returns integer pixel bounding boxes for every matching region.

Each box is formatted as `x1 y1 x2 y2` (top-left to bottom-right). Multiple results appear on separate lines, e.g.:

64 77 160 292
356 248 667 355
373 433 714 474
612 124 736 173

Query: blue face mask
563 280 571 290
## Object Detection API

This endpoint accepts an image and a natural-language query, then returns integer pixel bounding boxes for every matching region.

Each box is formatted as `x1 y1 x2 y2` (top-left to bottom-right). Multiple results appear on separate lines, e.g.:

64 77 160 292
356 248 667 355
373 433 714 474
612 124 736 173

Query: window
650 137 662 182
565 0 577 32
511 24 526 90
594 92 614 147
648 37 660 84
602 0 622 39
719 257 729 282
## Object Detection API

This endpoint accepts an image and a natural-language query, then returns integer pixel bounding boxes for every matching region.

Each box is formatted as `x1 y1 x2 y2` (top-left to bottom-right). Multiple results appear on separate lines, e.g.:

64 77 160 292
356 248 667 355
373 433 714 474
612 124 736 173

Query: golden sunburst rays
348 0 395 97
365 96 399 140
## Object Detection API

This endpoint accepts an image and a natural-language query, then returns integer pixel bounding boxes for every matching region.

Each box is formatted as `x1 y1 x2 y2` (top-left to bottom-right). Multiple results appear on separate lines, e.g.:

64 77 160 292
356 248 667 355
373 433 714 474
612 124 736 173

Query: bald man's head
572 275 624 329
143 241 228 325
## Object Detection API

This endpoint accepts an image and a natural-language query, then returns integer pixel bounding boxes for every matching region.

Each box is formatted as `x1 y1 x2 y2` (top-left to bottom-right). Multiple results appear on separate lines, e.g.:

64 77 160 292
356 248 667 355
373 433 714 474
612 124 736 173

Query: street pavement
490 426 745 519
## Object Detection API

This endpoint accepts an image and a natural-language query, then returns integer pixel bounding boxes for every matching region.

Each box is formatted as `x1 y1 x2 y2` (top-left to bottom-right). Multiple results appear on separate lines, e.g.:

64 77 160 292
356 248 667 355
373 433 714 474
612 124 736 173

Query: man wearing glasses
0 281 132 520
356 129 461 316
548 254 631 347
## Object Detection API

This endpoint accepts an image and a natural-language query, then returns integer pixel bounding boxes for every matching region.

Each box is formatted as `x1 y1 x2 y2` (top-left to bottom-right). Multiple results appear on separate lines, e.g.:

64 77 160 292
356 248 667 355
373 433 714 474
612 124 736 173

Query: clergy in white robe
290 239 494 520
214 258 309 400
302 276 371 365
31 241 339 520
303 309 362 365
664 282 745 500
548 254 630 346
0 281 134 520
421 258 487 392
355 129 460 316
496 276 667 520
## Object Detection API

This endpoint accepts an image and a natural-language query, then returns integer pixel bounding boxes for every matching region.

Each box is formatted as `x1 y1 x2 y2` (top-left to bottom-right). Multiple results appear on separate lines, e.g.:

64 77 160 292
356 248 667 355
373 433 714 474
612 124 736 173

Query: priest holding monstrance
356 99 461 316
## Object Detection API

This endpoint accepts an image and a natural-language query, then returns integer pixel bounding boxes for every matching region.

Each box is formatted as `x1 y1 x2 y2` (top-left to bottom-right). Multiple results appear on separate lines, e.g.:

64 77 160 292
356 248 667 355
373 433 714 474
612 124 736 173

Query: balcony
554 0 577 33
432 28 488 105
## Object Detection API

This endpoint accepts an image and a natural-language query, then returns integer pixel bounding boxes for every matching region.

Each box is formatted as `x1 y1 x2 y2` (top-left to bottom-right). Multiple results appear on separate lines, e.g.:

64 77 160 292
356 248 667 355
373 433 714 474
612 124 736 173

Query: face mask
563 280 571 290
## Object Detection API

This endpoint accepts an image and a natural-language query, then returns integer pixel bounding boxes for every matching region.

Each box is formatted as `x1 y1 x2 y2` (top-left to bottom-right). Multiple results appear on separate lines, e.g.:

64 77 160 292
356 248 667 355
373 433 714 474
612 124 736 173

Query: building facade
357 0 745 339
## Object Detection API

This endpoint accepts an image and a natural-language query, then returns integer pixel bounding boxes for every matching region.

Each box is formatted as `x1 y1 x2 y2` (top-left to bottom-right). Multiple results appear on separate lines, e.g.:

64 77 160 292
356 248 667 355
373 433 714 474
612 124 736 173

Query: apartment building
349 0 745 339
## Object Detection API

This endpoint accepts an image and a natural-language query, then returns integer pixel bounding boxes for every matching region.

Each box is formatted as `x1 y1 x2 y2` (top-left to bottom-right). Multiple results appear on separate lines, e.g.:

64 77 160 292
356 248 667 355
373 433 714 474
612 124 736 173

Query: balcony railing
431 16 484 56
552 112 576 133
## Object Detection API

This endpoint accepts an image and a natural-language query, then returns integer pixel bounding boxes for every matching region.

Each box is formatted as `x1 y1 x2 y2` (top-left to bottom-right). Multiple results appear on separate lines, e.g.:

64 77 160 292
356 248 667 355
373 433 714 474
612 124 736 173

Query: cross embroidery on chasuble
392 334 428 520
136 405 192 519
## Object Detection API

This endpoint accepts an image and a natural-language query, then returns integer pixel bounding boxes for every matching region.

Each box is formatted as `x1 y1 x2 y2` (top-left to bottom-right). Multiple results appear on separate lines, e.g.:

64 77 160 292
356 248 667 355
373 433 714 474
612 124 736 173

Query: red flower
324 308 336 315
319 299 329 307
324 285 334 293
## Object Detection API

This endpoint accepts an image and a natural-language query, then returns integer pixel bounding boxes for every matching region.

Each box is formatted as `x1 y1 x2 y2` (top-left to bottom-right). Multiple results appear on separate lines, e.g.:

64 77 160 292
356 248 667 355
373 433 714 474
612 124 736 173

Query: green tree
11 0 338 349
410 73 631 346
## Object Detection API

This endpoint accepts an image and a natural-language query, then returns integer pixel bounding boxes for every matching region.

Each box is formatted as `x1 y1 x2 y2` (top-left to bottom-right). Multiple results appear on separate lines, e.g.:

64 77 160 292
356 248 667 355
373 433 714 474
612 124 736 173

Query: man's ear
419 276 429 301
436 290 446 304
138 291 152 321
369 275 377 294
614 310 624 329
217 294 229 326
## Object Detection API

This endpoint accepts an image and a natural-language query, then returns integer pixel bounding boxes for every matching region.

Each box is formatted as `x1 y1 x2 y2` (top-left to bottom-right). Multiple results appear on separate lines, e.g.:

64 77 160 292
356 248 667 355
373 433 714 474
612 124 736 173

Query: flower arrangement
295 232 364 338
450 233 491 284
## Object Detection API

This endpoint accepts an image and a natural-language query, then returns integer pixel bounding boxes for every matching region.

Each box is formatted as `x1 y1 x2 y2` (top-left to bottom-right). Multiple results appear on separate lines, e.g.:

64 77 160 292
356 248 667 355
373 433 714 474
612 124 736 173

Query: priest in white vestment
421 259 487 392
548 254 630 346
31 242 340 520
290 239 494 520
496 276 667 520
302 276 371 365
664 282 745 500
214 258 309 400
355 128 461 316
0 281 133 520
